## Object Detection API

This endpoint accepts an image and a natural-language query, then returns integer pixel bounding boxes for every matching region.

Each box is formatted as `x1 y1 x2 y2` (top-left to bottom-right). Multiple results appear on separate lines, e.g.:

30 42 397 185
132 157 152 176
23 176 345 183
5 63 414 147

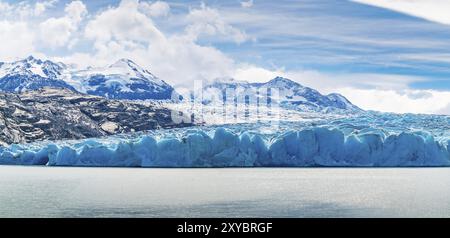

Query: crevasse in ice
1 127 448 167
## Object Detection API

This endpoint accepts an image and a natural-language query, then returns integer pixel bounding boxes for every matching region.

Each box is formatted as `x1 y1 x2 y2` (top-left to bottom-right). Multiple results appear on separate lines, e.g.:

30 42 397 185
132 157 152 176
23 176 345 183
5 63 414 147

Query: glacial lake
0 166 449 218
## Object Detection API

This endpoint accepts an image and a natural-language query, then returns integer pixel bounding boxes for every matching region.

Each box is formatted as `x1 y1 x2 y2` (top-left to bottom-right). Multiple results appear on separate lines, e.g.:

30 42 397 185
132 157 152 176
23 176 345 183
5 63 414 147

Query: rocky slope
0 88 190 145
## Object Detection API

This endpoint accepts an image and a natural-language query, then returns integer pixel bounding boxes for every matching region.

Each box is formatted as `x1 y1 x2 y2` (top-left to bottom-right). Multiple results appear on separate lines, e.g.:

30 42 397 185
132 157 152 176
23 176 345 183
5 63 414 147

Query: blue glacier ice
0 125 448 167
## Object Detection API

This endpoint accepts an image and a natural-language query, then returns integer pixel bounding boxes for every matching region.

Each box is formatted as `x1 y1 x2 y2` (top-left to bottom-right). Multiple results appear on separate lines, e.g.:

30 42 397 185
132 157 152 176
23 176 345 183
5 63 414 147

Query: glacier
1 56 447 168
1 125 448 167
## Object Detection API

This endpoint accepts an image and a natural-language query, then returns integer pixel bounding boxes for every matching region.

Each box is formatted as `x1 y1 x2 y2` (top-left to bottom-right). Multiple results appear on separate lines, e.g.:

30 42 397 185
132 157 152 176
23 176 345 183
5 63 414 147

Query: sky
0 0 450 115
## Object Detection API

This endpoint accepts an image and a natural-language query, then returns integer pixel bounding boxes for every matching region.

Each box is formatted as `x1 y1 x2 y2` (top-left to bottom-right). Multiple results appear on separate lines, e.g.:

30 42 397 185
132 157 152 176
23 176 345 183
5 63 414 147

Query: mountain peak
110 58 140 69
267 76 302 87
117 58 135 64
64 58 174 100
201 76 362 113
23 55 42 64
213 77 249 85
270 76 294 83
327 93 352 104
327 92 345 98
26 55 36 61
273 76 288 80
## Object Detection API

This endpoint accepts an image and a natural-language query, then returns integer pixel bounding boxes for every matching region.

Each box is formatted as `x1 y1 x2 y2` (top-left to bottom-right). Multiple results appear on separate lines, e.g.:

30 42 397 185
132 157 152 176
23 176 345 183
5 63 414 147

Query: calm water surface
0 166 449 217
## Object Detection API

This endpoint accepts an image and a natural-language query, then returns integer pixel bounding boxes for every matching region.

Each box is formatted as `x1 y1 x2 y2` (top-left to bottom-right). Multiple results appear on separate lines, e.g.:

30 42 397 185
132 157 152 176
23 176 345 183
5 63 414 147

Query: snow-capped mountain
0 56 75 93
0 57 360 112
201 76 362 112
0 57 175 100
66 59 175 100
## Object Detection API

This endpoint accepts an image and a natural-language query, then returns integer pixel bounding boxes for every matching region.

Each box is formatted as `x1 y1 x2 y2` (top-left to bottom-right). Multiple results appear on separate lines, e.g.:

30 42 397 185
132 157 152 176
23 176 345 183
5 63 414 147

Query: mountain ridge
0 56 362 113
66 58 175 100
0 56 175 100
201 76 362 113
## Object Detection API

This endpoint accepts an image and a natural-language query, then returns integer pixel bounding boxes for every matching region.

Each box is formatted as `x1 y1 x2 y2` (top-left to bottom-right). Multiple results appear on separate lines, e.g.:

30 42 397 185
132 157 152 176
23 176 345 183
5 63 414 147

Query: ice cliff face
0 88 191 146
0 127 448 167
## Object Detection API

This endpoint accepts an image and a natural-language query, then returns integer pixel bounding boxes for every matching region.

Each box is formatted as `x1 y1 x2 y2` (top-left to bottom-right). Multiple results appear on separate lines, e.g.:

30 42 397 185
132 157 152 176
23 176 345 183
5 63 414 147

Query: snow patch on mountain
65 59 175 100
0 57 175 100
0 56 74 93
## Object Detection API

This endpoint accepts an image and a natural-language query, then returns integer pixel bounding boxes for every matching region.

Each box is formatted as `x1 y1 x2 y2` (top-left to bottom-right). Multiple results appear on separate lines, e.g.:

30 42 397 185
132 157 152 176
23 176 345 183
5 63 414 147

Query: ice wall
0 127 449 167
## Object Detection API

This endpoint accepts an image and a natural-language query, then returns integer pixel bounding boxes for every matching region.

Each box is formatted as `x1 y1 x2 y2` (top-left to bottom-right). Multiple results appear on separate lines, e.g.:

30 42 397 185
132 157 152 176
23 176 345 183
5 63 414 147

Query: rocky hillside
0 88 190 145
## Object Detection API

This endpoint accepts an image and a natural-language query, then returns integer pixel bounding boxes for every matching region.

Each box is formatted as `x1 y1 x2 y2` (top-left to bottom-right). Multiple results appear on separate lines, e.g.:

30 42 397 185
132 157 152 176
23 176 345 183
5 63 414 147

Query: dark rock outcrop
0 88 190 145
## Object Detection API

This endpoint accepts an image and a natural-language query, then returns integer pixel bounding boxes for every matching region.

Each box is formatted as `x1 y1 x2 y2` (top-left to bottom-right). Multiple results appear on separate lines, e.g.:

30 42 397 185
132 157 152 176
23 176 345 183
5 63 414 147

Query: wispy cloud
352 0 450 25
241 0 254 8
184 3 252 44
0 0 58 19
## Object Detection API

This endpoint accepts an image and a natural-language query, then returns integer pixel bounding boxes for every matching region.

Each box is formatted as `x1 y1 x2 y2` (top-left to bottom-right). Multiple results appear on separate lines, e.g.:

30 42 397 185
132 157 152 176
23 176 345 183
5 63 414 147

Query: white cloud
40 18 74 47
140 1 170 18
436 103 450 115
0 0 58 19
65 0 87 23
336 87 450 115
0 1 79 58
74 0 235 86
85 0 165 45
52 52 97 68
0 1 13 13
148 36 235 86
352 0 450 25
184 3 252 44
233 65 284 83
241 0 254 8
34 0 59 16
0 21 35 61
39 1 87 48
